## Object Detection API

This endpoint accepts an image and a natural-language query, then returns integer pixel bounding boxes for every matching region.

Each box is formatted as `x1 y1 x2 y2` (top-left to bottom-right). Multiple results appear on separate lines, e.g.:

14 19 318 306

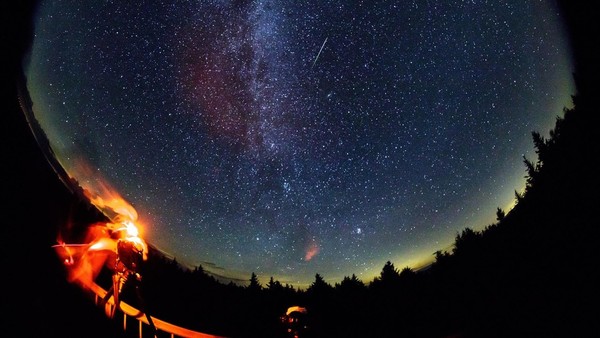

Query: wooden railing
77 280 227 338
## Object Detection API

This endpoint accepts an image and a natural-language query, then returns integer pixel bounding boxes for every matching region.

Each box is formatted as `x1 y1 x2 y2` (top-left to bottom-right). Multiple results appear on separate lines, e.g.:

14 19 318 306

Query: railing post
84 281 226 338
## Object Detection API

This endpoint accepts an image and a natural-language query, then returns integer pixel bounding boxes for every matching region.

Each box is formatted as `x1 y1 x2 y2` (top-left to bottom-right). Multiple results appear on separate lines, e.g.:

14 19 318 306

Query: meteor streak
311 37 328 69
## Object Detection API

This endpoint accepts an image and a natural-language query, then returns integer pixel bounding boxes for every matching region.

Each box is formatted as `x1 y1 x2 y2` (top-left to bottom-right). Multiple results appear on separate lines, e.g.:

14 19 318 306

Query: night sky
24 0 574 287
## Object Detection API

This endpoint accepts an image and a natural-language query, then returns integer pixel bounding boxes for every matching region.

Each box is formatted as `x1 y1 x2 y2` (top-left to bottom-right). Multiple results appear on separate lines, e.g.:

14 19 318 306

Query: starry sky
24 0 574 287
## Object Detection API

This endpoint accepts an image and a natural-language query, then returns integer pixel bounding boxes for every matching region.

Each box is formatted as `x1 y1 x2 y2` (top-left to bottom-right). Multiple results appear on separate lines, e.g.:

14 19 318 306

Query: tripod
101 238 157 337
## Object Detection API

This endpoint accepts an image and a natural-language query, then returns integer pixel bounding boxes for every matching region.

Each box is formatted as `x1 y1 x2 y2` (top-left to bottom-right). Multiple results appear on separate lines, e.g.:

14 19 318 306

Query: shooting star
311 37 328 69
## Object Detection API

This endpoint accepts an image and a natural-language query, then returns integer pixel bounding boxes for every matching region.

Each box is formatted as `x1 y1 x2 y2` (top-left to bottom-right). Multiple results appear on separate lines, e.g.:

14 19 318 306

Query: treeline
100 72 598 338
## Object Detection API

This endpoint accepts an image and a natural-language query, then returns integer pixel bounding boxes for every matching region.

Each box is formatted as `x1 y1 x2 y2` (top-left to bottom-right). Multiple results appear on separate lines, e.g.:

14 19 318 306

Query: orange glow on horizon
70 158 139 223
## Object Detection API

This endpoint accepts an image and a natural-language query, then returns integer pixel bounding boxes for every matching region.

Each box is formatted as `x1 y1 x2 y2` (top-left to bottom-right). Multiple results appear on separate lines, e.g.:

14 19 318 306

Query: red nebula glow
178 30 252 145
304 240 319 261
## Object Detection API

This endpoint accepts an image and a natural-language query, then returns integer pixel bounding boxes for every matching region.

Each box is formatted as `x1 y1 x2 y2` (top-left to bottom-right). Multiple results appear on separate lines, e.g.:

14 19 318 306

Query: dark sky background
23 0 574 287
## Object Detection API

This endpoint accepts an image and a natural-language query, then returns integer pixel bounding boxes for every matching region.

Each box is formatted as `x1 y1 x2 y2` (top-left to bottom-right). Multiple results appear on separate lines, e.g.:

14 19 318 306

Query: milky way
25 0 574 286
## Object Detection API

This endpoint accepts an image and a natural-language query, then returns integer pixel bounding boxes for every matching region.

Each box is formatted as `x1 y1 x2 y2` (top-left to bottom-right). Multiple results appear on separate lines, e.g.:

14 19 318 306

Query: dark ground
1 1 126 337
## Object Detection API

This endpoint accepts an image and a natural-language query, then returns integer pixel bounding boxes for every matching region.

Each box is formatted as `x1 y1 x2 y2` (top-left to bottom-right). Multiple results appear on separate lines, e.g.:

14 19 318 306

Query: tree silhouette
399 266 415 279
380 260 401 283
307 273 332 295
496 207 505 222
267 276 283 291
339 274 365 288
453 227 480 255
248 272 261 292
523 155 540 189
514 189 524 205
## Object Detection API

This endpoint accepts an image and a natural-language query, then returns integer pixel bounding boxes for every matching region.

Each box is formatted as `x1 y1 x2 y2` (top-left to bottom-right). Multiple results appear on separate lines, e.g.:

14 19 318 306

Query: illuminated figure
99 221 156 336
54 218 156 336
281 306 309 338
